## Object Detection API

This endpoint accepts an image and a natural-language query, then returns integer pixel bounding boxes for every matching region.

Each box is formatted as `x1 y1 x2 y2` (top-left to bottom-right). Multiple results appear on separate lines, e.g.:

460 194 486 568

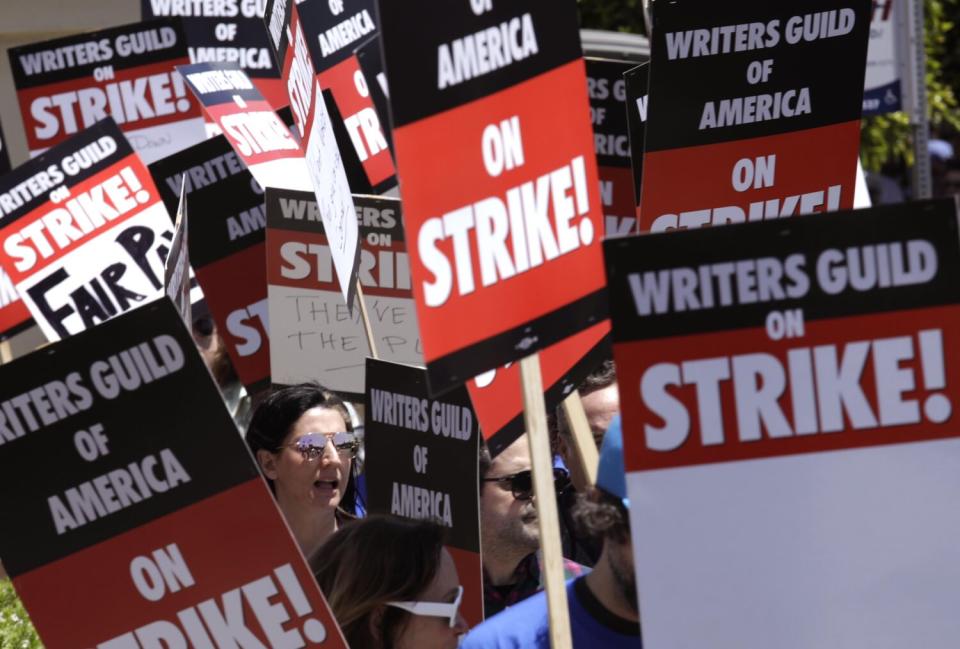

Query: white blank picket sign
605 197 960 648
629 442 960 648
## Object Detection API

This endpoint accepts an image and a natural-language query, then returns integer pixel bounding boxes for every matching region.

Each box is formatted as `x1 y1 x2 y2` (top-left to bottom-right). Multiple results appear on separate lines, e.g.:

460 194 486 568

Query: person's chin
517 527 540 548
442 634 460 649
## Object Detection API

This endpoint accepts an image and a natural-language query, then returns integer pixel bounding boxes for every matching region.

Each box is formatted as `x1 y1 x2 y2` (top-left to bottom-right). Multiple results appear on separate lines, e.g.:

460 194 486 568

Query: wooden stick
519 354 572 649
0 340 12 365
561 390 600 486
355 280 378 359
641 0 653 38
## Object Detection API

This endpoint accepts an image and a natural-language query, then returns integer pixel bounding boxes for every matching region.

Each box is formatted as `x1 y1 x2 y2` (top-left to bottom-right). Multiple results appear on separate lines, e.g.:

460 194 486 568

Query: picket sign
561 390 600 486
163 178 191 326
363 359 484 626
8 19 205 164
518 354 572 649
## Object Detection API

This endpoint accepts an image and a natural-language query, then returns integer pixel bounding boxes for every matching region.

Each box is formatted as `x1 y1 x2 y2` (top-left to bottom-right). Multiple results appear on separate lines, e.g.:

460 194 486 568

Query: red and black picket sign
355 36 394 156
140 0 287 109
604 198 960 471
0 111 31 339
586 58 638 238
0 298 347 648
265 188 421 397
468 320 611 456
297 0 396 193
8 19 205 164
378 0 607 395
623 62 648 218
0 119 174 342
364 358 484 626
149 135 271 393
178 62 313 194
0 269 31 341
0 113 29 338
640 0 871 233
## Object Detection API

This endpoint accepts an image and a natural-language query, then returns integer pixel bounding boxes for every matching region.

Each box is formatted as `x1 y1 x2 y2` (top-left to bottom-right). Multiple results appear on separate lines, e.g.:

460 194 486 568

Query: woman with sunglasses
245 382 361 563
314 516 468 648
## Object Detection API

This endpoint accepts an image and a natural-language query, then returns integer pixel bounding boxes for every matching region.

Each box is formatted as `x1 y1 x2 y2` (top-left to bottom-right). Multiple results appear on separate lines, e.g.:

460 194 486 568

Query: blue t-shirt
462 576 642 648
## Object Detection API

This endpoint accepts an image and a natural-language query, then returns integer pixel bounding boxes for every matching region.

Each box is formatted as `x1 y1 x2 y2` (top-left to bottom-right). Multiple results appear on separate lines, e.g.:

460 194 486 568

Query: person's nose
320 438 342 466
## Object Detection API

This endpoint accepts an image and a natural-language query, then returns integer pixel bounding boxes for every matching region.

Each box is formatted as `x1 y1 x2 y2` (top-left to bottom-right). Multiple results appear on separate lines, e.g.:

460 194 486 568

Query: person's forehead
290 407 346 439
581 384 619 414
490 436 531 474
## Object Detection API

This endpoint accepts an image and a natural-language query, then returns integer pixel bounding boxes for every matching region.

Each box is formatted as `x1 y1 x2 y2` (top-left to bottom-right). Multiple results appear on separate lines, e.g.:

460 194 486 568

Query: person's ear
256 449 279 480
368 605 386 643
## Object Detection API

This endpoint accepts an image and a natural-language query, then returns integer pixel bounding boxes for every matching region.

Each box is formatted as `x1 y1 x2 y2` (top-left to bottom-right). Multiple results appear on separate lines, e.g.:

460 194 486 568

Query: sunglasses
386 585 463 628
192 314 215 337
281 432 360 460
482 468 570 501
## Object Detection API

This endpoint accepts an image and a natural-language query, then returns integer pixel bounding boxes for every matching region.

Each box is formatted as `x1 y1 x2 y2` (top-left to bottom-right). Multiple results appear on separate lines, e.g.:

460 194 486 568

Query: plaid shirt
483 551 589 618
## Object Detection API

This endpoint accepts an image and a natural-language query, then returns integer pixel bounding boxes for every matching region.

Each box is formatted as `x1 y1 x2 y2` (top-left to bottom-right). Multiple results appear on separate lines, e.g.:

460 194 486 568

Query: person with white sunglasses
314 516 469 648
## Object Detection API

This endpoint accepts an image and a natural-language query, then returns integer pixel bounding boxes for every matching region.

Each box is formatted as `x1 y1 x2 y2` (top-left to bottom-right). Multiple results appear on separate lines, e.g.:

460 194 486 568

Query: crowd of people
232 357 640 647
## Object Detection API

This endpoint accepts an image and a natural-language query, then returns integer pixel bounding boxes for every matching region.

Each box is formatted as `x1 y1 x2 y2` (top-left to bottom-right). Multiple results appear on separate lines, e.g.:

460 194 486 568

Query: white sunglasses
385 585 464 628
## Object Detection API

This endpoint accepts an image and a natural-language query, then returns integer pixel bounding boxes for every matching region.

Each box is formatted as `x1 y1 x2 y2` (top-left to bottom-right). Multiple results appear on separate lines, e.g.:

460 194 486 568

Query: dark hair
571 486 630 545
245 382 360 514
556 359 618 442
478 440 492 483
313 516 445 648
579 359 617 397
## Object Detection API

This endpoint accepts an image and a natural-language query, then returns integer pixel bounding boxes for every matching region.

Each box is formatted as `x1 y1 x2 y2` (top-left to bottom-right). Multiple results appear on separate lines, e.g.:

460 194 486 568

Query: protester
191 311 253 430
313 516 468 648
245 382 361 563
463 416 642 647
480 435 586 617
556 359 621 564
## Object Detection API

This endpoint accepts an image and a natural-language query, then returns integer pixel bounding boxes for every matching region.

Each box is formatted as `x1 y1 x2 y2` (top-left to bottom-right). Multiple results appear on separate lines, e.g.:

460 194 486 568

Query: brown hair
571 486 631 545
313 516 445 648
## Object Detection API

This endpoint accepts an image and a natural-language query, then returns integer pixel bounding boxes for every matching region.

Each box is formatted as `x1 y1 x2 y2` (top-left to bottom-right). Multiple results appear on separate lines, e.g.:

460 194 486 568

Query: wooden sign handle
519 354 573 649
0 340 12 365
561 390 600 487
641 0 653 37
355 280 379 359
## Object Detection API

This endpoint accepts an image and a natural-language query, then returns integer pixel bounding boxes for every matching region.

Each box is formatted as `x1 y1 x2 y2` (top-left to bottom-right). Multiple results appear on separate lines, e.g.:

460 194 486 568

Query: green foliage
861 0 960 171
578 0 960 172
577 0 647 35
0 580 42 649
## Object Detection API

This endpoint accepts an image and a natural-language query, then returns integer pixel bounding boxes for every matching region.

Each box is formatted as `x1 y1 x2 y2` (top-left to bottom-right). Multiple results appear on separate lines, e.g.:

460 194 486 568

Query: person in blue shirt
462 415 642 648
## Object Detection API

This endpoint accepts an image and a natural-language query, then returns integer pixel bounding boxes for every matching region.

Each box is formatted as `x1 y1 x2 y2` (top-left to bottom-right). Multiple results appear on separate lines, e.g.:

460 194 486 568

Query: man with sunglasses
465 416 641 647
479 435 588 617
